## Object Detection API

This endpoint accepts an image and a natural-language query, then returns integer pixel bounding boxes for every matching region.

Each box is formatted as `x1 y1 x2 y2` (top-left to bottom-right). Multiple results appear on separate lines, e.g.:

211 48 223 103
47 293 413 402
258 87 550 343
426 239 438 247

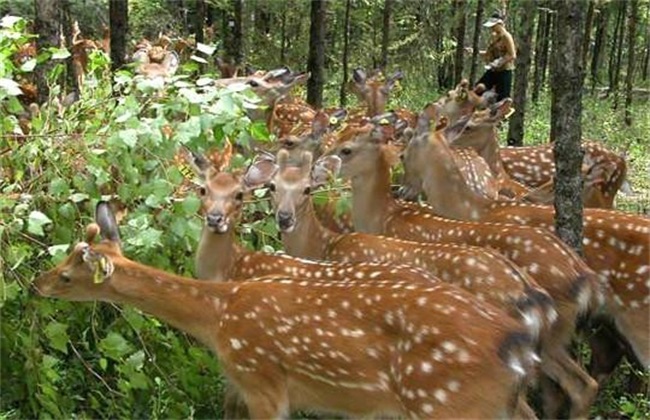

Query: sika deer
329 118 603 418
401 102 650 406
34 202 537 419
446 100 626 208
265 148 556 339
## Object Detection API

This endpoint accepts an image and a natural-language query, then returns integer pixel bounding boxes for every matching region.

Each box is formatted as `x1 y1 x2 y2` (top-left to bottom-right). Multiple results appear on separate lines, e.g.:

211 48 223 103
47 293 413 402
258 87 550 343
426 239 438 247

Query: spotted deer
34 201 538 418
400 103 650 401
185 146 538 417
329 118 603 418
445 99 626 208
349 68 417 126
265 149 555 340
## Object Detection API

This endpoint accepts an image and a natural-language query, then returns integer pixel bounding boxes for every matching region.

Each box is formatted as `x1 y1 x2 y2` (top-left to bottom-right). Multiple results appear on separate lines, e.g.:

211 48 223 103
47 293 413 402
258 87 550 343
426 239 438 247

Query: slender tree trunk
380 0 392 69
582 0 595 74
339 0 352 107
539 8 553 90
507 0 536 147
195 0 205 44
469 0 485 85
307 0 326 108
280 9 287 63
109 0 128 73
612 1 627 109
532 7 547 103
608 1 625 97
624 0 639 126
453 0 466 83
34 0 62 103
590 2 609 89
225 0 243 65
642 1 650 81
551 0 586 255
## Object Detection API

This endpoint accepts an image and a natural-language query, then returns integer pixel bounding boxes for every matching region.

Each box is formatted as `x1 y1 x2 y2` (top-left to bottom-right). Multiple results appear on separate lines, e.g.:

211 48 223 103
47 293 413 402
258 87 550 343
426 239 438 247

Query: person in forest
476 11 516 103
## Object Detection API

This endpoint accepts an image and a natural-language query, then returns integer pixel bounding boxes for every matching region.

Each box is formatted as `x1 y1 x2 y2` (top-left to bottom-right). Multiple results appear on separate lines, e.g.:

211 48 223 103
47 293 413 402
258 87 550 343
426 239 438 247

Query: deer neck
105 260 226 348
350 157 394 234
281 201 339 260
423 136 493 221
196 226 244 281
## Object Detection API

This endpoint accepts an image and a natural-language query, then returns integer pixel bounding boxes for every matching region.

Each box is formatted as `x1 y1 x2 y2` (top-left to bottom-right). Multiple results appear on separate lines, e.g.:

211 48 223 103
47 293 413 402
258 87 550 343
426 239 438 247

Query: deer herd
33 63 649 419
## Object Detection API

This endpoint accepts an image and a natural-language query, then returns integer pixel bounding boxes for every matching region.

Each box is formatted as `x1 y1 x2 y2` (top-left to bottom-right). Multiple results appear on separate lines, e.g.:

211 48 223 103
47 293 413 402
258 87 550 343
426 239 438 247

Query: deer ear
243 152 278 190
311 111 330 136
181 146 212 179
299 151 313 176
162 51 180 76
95 201 121 245
328 109 348 128
132 48 150 64
81 246 115 284
311 155 341 188
490 98 513 120
352 68 366 85
386 70 404 90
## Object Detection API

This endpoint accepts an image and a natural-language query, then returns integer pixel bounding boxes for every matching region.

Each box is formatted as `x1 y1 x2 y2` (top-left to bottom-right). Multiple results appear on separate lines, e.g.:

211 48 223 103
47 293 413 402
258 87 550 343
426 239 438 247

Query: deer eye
60 273 71 283
247 80 259 88
283 140 295 148
340 147 352 156
266 183 276 192
303 187 311 195
235 191 244 201
198 187 207 196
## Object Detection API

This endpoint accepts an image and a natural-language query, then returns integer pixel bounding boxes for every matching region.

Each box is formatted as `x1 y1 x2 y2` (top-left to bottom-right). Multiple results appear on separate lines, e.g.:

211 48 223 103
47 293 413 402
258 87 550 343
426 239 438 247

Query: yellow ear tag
379 118 390 125
92 257 112 284
329 117 338 125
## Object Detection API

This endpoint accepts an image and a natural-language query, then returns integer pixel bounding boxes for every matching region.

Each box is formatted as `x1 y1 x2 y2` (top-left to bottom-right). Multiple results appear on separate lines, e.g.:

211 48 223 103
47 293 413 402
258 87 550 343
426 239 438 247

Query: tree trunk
34 0 62 103
531 6 547 103
582 0 595 74
453 0 466 83
195 0 205 44
109 0 128 73
612 1 627 109
590 2 609 89
280 8 287 63
339 0 352 107
225 0 243 65
551 0 586 255
380 0 392 69
507 0 536 147
624 0 639 126
469 0 485 85
608 1 625 99
539 8 553 90
307 0 326 108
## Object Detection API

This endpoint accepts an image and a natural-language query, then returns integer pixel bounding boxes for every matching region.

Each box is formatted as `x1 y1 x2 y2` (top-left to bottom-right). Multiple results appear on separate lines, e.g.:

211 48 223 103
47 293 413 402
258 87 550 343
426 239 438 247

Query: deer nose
206 213 225 227
276 211 294 231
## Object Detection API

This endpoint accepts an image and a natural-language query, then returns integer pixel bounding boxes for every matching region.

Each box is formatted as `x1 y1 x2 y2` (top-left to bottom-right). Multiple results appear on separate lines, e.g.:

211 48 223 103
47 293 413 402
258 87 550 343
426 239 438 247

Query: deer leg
514 395 538 419
240 387 289 420
588 322 626 386
538 375 567 419
540 348 598 419
223 381 250 419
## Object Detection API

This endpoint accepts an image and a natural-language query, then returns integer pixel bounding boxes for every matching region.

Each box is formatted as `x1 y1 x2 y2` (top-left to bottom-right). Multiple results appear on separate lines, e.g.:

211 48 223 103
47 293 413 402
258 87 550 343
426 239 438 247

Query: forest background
1 0 649 418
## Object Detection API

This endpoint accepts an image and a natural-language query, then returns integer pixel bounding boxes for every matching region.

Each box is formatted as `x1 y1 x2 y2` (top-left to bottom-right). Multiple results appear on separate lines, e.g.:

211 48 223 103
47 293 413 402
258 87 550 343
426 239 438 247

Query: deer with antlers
34 201 538 418
328 115 605 418
400 101 650 402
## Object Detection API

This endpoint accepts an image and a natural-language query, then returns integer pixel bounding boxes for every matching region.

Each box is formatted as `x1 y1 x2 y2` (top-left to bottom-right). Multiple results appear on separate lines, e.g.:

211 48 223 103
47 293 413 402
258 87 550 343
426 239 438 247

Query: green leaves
44 321 69 354
99 332 133 361
27 211 52 236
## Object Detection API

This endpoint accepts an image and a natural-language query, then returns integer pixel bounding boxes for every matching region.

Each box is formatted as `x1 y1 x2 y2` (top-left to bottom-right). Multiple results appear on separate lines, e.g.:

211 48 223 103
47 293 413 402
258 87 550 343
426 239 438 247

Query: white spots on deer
421 361 433 374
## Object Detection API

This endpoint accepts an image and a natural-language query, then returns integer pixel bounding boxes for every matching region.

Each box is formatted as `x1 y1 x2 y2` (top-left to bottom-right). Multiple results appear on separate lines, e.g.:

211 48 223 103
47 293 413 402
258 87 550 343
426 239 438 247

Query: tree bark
307 0 326 108
551 0 586 255
469 0 485 85
380 0 392 69
109 0 128 73
339 0 352 107
507 0 536 147
195 0 205 44
539 8 553 90
612 1 627 109
34 0 62 103
453 0 466 83
590 2 609 89
225 0 243 65
280 8 287 64
582 0 595 74
624 0 639 126
531 6 547 103
608 1 626 99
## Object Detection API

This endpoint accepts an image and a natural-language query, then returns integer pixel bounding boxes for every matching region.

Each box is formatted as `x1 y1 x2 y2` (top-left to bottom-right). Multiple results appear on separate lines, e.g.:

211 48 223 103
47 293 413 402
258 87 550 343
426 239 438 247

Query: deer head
435 79 497 124
33 202 121 301
277 108 347 161
349 68 404 116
